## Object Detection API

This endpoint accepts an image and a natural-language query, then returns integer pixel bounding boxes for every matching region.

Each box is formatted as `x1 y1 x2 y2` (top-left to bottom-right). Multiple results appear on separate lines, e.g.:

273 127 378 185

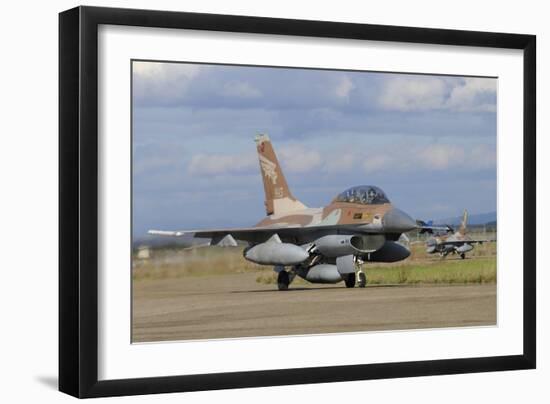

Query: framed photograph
59 6 536 398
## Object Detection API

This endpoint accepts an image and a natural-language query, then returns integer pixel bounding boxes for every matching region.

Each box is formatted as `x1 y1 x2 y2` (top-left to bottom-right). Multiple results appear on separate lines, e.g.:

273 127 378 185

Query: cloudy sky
132 61 497 238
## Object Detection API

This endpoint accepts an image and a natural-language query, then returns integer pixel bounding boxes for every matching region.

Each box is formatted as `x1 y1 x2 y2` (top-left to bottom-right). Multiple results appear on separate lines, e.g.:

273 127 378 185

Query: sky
132 61 497 238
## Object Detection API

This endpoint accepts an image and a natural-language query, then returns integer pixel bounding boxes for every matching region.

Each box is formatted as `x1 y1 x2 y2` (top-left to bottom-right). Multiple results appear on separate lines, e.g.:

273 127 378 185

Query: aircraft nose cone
383 208 417 233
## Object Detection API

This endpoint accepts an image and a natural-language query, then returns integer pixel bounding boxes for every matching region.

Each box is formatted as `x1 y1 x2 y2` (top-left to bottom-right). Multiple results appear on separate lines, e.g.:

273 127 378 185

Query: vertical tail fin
255 134 307 216
458 209 468 235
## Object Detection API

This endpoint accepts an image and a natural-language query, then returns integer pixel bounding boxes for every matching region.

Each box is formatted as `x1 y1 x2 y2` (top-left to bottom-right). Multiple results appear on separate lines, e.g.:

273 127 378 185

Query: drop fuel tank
244 241 309 266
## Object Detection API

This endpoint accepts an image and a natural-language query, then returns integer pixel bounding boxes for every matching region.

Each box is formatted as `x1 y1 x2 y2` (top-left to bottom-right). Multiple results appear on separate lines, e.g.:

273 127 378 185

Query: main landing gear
345 271 366 288
277 271 290 291
344 273 356 288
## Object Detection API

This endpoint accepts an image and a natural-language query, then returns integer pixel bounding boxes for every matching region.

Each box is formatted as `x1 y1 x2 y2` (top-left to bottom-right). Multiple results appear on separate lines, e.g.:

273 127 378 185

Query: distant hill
433 211 496 226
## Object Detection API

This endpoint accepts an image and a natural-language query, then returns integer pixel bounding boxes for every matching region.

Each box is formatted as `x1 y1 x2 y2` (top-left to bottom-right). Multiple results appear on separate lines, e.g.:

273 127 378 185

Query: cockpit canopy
334 185 390 205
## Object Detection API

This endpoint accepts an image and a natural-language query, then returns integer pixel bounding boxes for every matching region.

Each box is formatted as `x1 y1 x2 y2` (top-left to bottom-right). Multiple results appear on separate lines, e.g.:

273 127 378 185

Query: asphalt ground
132 272 496 342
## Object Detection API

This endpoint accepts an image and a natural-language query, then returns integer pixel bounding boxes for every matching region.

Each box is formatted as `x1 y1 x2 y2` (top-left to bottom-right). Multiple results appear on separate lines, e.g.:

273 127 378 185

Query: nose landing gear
357 271 367 288
354 256 367 288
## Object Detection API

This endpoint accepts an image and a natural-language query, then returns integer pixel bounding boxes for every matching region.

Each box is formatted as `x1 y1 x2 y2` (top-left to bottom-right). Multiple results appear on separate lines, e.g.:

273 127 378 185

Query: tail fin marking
458 209 468 235
255 134 307 216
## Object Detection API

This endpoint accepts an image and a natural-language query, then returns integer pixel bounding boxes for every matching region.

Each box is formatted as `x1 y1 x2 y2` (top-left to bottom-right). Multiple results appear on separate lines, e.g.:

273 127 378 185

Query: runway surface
132 273 496 342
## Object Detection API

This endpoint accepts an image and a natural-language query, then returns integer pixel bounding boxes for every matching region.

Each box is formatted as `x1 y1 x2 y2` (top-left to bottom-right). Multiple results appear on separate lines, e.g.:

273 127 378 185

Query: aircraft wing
416 222 453 234
148 223 387 244
148 226 273 243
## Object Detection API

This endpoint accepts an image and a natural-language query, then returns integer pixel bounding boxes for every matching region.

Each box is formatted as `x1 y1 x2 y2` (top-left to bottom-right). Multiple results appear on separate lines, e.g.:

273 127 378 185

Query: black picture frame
59 6 536 398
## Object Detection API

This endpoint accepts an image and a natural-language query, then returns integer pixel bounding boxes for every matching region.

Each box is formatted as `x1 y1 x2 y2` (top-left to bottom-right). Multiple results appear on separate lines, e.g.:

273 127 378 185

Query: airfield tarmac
132 272 496 342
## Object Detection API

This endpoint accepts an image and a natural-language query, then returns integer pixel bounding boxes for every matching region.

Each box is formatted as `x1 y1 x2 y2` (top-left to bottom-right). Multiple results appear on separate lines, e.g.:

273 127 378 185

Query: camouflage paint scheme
254 134 394 237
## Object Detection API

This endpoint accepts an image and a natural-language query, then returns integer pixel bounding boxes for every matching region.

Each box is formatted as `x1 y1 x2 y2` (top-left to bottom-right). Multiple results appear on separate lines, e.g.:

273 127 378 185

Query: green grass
365 257 496 285
132 246 263 281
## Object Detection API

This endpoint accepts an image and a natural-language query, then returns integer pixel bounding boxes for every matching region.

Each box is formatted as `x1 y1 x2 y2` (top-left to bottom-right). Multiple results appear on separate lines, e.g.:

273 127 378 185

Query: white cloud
378 76 496 112
185 139 494 180
418 144 465 170
186 145 323 177
133 61 201 103
133 61 200 80
324 151 356 173
278 146 322 172
360 143 495 174
334 76 355 99
187 152 257 175
363 154 392 173
133 142 187 175
134 156 175 175
446 78 497 112
378 77 447 111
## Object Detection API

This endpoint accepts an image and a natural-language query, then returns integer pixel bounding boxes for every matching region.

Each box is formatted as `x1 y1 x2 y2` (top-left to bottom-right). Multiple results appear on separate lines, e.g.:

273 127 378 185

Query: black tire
460 253 466 259
357 272 367 288
277 271 289 291
344 273 356 288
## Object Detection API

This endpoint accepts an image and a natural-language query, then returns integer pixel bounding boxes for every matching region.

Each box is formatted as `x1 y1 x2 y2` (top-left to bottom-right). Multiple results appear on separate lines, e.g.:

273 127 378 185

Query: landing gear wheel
277 271 290 291
344 273 356 288
357 271 367 288
460 253 466 259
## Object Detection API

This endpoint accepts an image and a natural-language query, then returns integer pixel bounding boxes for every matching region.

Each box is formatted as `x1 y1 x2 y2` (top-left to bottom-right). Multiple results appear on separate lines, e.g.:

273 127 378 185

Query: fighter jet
425 210 489 259
149 134 441 290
